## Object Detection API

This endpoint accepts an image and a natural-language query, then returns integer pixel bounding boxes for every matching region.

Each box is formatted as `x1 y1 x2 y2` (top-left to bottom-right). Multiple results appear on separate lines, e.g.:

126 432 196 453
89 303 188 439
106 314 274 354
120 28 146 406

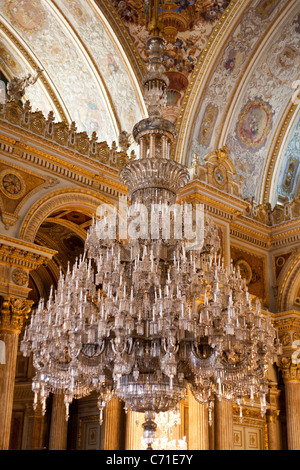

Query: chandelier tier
21 36 281 450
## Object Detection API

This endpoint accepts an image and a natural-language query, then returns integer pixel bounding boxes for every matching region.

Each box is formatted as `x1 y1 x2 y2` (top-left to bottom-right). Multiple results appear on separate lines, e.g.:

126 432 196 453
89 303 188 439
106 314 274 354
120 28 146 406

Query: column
281 365 300 450
0 296 33 450
188 389 209 450
31 403 46 450
266 382 281 450
103 397 125 450
48 393 68 450
266 410 281 450
125 410 143 450
214 398 233 450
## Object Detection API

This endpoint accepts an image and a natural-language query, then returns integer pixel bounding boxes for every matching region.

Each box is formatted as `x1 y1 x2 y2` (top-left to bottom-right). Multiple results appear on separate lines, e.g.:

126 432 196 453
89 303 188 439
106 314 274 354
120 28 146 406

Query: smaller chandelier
140 409 187 450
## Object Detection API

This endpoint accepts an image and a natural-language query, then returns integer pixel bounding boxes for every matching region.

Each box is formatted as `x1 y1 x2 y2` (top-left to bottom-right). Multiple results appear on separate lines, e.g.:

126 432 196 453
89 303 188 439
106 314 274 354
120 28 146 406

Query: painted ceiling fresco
0 0 146 146
0 0 299 205
186 0 300 203
109 0 232 109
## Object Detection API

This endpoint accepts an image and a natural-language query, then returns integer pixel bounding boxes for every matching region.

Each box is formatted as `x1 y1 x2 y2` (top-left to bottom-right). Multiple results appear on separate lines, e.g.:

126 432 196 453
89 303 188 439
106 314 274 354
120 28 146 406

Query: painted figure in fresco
237 99 273 149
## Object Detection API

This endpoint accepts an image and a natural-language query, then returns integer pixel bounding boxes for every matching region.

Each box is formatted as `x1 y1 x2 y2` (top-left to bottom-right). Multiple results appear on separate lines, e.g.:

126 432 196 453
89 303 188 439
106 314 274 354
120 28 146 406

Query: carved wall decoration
213 165 227 188
236 99 273 150
0 169 26 199
0 161 56 230
235 259 252 285
11 268 29 287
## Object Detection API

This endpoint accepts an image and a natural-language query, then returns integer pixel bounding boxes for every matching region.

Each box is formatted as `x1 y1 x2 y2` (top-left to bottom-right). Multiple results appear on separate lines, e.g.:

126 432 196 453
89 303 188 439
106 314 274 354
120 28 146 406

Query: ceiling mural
225 3 300 200
186 0 288 161
0 0 146 147
186 0 300 202
109 0 232 114
0 0 299 206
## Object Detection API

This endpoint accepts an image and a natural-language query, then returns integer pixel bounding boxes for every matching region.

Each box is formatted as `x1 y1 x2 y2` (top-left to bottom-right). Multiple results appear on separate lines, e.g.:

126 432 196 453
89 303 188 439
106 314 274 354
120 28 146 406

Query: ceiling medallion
21 36 281 450
0 168 26 199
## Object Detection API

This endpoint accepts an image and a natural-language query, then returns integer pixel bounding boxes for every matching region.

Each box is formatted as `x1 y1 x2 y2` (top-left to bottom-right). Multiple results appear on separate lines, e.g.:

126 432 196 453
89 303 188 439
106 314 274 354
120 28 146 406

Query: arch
260 100 300 205
18 187 113 243
276 252 300 312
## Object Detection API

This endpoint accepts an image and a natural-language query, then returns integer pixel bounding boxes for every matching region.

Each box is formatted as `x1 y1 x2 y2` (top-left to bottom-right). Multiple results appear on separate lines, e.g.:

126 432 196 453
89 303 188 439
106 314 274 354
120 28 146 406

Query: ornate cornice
0 234 55 269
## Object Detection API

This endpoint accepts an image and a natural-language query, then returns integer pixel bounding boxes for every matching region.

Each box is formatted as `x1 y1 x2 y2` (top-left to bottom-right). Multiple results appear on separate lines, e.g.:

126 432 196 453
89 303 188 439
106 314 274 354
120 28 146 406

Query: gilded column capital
277 357 300 383
0 296 33 334
266 409 280 423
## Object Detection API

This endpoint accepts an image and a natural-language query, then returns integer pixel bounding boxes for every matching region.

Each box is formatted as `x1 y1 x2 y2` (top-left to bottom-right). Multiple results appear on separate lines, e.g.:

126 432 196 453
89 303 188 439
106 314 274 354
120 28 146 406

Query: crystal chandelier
21 36 281 450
